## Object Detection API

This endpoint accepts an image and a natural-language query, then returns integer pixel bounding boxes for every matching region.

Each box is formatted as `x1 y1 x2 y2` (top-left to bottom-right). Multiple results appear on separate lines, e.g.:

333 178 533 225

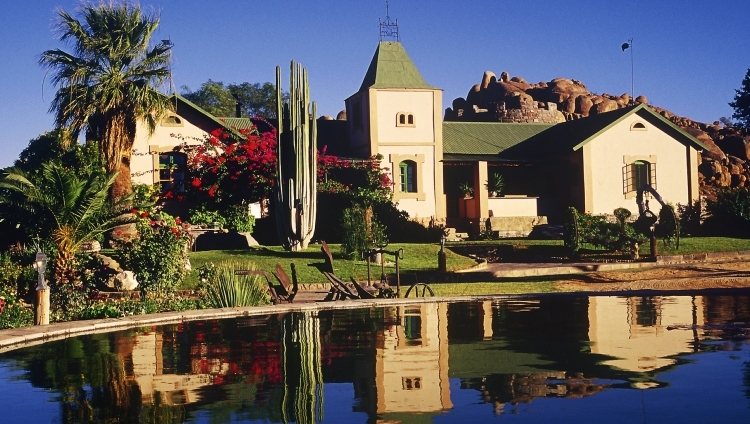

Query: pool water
0 293 749 423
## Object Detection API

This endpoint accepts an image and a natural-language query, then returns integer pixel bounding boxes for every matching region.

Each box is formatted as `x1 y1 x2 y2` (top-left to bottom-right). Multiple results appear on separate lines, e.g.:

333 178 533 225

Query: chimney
235 102 242 118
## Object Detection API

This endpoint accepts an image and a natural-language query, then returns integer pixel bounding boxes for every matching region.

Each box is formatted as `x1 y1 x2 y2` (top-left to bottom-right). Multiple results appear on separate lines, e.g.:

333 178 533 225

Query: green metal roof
499 104 709 160
218 117 256 131
171 93 266 139
443 122 553 155
443 105 709 161
359 41 436 91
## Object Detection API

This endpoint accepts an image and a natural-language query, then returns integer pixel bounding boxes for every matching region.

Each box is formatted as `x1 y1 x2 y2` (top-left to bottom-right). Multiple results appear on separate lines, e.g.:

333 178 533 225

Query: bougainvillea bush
172 124 395 241
176 126 277 208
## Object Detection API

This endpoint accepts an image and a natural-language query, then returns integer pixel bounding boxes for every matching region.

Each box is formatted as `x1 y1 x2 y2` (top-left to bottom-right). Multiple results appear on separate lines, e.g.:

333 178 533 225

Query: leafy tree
181 80 286 119
39 2 173 202
730 68 750 128
14 129 104 179
180 80 236 117
229 81 284 119
0 164 133 285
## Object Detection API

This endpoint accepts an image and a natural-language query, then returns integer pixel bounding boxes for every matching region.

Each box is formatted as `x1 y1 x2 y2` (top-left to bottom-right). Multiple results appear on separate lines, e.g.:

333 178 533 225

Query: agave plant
202 260 271 308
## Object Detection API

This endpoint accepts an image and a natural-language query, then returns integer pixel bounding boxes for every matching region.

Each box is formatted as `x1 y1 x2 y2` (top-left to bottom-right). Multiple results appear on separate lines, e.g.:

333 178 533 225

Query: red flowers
141 212 149 218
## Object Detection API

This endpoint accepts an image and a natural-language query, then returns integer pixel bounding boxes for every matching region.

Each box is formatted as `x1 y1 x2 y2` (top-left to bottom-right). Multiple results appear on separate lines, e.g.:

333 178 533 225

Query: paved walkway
453 250 750 279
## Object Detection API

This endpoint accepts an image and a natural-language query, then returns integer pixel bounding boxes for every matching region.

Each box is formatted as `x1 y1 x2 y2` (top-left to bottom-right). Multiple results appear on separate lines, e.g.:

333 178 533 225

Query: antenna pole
629 38 634 100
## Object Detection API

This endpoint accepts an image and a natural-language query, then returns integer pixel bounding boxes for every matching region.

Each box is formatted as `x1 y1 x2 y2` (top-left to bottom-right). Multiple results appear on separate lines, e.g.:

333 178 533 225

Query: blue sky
1 0 748 168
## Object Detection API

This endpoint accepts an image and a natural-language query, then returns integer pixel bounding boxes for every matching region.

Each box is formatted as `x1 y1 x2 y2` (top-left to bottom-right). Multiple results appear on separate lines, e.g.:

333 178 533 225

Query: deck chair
318 241 377 301
272 263 298 303
235 264 298 304
321 271 360 300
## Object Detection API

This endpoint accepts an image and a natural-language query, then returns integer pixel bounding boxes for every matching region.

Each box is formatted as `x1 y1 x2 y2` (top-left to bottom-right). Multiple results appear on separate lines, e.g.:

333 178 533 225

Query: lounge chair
318 241 381 301
235 263 298 304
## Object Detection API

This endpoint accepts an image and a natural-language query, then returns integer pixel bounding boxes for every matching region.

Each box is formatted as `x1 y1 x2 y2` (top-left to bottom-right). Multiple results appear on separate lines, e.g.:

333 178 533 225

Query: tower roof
359 41 436 91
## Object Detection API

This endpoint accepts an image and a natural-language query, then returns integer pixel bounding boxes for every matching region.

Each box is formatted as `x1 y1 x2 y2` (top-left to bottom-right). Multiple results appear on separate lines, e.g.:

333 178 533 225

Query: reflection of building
355 303 452 416
131 330 215 405
588 296 704 372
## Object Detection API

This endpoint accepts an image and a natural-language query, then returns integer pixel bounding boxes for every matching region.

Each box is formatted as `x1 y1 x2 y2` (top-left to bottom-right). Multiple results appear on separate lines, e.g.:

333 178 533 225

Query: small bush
705 187 750 236
677 200 703 236
563 207 646 255
196 261 270 308
117 210 190 298
189 205 226 228
340 205 388 258
223 204 255 233
656 204 680 247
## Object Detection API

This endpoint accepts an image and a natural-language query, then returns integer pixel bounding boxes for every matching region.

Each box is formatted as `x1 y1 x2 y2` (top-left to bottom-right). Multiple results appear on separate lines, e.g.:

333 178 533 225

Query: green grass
654 236 750 255
183 236 750 290
186 242 478 289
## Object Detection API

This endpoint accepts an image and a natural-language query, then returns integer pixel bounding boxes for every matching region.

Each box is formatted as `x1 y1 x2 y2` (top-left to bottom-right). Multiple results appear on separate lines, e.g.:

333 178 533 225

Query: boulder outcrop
445 71 749 200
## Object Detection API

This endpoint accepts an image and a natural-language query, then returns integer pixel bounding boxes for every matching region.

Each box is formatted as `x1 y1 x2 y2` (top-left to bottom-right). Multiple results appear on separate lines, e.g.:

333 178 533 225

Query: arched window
161 114 183 127
159 152 187 193
630 122 647 131
396 112 415 127
623 160 656 193
399 160 417 193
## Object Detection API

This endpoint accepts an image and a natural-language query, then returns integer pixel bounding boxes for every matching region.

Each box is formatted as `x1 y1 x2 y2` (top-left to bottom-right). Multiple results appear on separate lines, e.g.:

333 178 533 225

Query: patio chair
318 241 380 301
235 263 298 304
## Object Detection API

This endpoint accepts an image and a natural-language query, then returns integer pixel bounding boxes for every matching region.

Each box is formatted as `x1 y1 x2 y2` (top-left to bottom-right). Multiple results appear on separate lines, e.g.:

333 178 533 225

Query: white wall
371 89 439 221
375 90 435 143
131 117 206 186
585 114 694 215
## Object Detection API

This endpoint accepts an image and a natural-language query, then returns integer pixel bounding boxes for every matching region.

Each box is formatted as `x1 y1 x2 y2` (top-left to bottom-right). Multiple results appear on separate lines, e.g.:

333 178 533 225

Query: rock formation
446 71 750 200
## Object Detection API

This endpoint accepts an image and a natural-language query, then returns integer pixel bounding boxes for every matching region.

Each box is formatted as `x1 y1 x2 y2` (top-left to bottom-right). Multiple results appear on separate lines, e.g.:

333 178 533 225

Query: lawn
184 236 750 290
185 242 478 289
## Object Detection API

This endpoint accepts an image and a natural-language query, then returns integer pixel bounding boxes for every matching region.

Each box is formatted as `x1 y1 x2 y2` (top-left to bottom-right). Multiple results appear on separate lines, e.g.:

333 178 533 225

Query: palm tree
39 2 173 202
0 164 133 284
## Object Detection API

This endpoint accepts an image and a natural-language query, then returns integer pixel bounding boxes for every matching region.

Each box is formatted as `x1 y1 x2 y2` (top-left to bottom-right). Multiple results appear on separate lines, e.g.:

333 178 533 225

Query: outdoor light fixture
32 250 48 290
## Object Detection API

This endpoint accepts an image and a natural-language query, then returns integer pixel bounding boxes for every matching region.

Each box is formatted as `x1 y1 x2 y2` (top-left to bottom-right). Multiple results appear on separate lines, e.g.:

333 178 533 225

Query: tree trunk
110 158 133 205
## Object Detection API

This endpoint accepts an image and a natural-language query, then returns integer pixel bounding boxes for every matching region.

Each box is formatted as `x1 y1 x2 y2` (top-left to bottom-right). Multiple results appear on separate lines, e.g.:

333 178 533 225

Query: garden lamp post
32 250 49 325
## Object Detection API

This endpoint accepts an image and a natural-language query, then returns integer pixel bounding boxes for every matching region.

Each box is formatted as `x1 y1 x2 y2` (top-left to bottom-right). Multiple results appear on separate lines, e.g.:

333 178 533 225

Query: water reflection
1 293 749 423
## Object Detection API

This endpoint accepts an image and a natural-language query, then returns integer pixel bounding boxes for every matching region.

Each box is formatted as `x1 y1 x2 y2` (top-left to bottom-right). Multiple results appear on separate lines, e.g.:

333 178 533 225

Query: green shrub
189 205 226 228
656 203 680 247
677 200 703 236
340 205 388 258
223 204 255 232
0 249 34 300
563 207 646 255
196 260 270 308
117 210 190 298
705 187 750 236
0 301 33 329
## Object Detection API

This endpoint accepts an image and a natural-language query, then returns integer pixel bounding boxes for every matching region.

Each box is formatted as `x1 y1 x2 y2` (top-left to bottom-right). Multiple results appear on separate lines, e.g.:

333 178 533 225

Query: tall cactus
275 61 318 251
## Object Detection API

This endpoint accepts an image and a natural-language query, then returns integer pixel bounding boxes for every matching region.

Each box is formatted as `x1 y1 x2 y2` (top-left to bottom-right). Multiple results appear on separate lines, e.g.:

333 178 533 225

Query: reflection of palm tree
0 164 132 285
39 3 173 202
282 312 324 424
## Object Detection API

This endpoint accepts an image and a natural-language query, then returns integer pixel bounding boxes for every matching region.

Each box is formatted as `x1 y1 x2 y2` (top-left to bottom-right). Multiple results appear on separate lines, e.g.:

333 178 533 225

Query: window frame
622 156 657 197
396 112 415 127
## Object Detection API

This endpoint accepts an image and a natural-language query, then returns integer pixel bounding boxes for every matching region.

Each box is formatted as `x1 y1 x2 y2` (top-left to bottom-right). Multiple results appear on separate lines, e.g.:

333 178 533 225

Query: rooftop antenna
621 38 634 102
160 37 175 94
379 1 399 41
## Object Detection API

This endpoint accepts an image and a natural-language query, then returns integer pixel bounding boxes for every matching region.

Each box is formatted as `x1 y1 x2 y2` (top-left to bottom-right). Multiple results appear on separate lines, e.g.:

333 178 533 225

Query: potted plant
459 181 474 198
485 172 504 197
